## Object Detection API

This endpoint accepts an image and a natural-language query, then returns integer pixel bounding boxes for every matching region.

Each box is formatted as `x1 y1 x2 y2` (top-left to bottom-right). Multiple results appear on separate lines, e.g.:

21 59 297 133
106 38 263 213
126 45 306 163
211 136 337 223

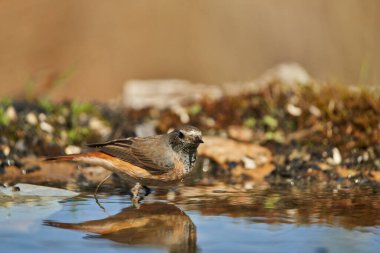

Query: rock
242 156 257 169
5 106 17 122
26 112 38 125
309 105 321 117
221 63 312 95
171 104 190 123
327 147 342 165
0 183 78 198
286 103 302 116
0 144 10 156
123 79 223 109
123 64 311 109
256 62 311 86
198 136 272 169
40 121 54 133
227 125 256 142
38 113 47 122
64 145 81 155
89 117 111 138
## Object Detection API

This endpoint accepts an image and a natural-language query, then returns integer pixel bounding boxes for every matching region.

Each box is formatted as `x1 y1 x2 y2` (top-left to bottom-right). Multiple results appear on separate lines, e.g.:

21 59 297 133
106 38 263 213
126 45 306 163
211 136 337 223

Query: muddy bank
1 80 380 188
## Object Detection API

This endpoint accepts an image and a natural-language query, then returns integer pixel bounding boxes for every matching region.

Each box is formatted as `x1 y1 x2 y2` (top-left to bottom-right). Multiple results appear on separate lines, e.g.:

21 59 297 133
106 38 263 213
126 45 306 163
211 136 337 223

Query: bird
45 125 203 204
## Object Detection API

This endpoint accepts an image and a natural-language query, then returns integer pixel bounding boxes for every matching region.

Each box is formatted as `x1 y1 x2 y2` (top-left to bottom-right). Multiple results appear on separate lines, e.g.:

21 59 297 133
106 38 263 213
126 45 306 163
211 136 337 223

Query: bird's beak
194 137 204 144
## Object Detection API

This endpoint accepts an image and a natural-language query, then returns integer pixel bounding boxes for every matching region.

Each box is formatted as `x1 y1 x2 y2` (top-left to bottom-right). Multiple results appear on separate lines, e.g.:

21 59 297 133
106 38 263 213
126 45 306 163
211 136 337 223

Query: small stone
309 105 321 117
202 158 211 172
26 112 38 125
65 145 81 155
286 104 302 116
5 106 17 121
332 148 342 165
40 121 54 133
244 182 254 190
242 156 257 169
89 117 111 138
1 145 10 156
38 113 47 122
228 125 254 142
171 105 189 123
362 152 369 161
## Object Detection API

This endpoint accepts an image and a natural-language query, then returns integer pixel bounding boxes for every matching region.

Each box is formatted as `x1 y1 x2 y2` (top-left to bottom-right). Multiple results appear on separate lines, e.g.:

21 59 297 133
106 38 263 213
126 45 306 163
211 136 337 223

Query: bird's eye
178 131 185 139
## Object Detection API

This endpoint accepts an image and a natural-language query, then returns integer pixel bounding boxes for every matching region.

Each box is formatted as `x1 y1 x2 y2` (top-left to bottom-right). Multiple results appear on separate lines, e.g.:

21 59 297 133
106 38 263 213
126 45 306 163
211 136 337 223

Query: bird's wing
87 136 174 174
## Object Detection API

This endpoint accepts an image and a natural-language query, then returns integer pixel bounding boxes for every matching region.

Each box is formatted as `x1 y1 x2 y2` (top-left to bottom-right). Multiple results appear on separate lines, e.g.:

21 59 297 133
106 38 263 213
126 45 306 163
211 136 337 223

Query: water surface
1 186 379 253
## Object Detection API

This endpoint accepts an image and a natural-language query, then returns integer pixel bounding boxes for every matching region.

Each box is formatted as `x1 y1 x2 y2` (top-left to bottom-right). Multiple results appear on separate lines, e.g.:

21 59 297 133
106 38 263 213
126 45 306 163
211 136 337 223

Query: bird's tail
44 152 103 163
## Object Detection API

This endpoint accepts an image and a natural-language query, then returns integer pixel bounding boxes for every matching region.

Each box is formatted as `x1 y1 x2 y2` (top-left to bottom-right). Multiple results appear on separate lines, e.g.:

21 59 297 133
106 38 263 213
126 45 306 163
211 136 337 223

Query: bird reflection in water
45 202 197 253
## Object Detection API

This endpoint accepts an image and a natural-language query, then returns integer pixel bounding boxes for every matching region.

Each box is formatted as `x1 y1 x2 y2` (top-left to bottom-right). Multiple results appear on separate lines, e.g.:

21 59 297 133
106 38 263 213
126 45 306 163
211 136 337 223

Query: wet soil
1 82 380 187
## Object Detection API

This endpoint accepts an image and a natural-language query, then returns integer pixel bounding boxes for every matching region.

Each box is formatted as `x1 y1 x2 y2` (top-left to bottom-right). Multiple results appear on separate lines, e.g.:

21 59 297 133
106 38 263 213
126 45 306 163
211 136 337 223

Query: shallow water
1 186 379 253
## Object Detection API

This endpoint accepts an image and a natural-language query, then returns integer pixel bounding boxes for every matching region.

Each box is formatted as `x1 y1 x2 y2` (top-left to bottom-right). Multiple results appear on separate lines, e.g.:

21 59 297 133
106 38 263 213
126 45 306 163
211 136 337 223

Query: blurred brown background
0 0 379 101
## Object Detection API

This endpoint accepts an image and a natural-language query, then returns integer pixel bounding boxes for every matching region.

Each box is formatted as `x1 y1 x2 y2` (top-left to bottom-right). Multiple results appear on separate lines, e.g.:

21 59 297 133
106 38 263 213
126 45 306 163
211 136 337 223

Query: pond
1 185 379 253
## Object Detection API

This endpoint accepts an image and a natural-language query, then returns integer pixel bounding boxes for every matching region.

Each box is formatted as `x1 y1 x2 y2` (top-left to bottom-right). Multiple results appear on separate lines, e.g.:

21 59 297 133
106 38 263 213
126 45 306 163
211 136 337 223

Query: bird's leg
130 182 142 208
130 182 142 198
94 174 111 198
94 174 111 212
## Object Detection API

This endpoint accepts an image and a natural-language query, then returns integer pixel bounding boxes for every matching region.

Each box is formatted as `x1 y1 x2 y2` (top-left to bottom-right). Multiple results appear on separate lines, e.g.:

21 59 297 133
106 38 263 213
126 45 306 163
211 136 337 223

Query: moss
0 107 10 126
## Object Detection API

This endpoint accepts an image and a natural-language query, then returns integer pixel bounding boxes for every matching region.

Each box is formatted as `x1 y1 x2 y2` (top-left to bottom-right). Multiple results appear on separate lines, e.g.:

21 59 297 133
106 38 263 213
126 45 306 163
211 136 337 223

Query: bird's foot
130 182 142 197
132 196 141 209
130 183 143 208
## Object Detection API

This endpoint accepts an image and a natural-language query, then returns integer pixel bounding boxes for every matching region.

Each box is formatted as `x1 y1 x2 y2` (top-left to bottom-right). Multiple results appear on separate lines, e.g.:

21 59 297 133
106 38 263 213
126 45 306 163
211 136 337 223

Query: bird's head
168 125 203 152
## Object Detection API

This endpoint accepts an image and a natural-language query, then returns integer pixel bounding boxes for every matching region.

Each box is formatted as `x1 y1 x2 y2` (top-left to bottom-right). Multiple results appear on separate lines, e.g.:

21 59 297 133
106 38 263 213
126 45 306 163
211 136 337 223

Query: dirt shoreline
1 81 379 188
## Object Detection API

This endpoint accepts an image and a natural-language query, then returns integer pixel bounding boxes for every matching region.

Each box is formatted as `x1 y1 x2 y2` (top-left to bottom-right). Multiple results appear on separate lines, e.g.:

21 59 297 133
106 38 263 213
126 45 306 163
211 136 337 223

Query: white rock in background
123 79 223 109
5 106 17 121
0 183 79 198
123 63 311 109
327 147 342 165
286 104 302 116
38 113 47 122
332 148 342 165
65 145 81 155
309 105 321 117
89 117 111 138
257 62 311 86
40 121 54 133
242 156 257 169
26 112 38 125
